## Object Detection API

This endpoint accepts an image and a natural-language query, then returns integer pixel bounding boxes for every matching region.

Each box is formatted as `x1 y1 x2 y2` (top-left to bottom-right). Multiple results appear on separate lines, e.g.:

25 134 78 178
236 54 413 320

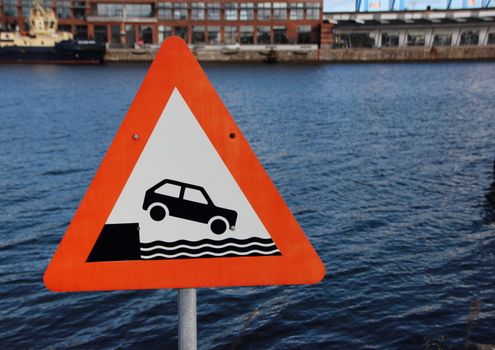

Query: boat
0 0 105 64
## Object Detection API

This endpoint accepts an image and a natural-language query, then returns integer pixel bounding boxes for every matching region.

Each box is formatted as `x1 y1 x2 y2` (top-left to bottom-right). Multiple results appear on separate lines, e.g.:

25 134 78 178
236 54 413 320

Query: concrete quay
318 46 495 62
105 45 319 63
105 45 495 63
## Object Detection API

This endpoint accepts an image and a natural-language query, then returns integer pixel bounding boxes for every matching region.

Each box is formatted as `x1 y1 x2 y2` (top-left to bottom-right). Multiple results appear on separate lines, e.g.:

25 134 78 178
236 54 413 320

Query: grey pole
178 288 197 350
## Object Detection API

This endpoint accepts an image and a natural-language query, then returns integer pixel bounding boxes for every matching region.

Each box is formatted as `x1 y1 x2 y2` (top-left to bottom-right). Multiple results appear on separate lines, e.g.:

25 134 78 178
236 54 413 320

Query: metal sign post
178 288 197 350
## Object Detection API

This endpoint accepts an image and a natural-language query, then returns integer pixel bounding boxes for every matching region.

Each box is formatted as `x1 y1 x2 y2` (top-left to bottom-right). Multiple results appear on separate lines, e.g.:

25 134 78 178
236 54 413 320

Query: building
0 0 322 47
323 8 495 49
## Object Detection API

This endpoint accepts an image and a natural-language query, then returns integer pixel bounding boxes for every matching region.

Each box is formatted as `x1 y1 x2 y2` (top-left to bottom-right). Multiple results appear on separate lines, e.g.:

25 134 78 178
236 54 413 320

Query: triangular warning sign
44 37 325 292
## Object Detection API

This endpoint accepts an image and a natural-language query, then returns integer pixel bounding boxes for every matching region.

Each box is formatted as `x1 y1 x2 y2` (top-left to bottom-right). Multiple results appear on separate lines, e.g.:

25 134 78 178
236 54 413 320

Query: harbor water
0 62 494 349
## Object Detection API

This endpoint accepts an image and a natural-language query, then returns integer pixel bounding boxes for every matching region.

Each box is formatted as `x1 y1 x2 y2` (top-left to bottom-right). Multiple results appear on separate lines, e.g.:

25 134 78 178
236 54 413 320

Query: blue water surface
0 62 494 349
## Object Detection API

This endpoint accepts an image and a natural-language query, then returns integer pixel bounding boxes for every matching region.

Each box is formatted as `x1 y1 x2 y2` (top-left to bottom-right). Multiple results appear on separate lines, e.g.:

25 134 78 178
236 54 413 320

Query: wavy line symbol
139 237 281 260
140 237 276 248
141 241 276 252
141 249 281 259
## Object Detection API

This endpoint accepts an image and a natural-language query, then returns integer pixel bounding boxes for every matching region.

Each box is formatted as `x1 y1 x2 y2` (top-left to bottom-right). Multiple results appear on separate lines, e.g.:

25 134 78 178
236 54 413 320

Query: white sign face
103 89 280 260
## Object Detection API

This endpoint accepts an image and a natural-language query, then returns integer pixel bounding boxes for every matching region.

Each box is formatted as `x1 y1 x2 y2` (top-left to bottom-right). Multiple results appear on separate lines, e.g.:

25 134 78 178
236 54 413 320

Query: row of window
381 31 489 47
88 23 314 46
162 24 314 44
157 5 319 20
1 1 320 20
1 0 84 18
95 4 153 18
333 31 495 48
156 2 320 9
168 24 313 44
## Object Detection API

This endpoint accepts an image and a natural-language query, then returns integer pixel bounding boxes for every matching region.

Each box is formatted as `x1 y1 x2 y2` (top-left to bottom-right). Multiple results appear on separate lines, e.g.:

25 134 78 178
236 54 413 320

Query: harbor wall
105 46 495 63
105 47 319 63
318 46 495 62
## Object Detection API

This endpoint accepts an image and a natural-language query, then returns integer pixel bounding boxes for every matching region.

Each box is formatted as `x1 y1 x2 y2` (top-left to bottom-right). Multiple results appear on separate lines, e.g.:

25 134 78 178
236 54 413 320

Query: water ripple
0 62 494 349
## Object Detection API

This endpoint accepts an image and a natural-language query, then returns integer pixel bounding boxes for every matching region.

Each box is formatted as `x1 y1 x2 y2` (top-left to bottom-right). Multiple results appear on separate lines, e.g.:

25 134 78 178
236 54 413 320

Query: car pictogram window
183 187 208 204
155 182 181 197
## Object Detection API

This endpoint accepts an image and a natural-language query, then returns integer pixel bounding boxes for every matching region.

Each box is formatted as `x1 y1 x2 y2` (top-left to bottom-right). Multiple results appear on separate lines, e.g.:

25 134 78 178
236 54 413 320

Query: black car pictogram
142 179 238 235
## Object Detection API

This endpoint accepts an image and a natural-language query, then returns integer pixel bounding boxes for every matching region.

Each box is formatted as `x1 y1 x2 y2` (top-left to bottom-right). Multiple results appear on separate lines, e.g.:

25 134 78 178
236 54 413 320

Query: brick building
0 0 322 47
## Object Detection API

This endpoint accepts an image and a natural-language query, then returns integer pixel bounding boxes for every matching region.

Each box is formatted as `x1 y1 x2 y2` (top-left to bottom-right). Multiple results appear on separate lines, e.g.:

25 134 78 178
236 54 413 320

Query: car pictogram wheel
208 216 229 235
149 204 169 221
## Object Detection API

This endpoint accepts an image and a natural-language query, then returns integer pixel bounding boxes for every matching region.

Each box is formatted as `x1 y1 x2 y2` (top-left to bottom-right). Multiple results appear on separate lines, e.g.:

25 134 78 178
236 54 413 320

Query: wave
140 241 276 252
140 243 278 255
141 248 281 259
139 236 280 260
140 237 276 249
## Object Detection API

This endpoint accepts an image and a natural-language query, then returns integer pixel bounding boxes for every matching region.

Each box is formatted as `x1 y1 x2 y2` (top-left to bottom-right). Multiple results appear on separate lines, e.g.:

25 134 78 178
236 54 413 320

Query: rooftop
324 8 495 25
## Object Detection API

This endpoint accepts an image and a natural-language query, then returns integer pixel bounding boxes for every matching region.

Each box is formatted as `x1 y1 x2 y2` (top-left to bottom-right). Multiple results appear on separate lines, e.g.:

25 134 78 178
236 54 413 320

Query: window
173 2 187 20
306 2 320 20
240 25 254 44
336 33 373 48
359 33 375 47
191 2 205 20
297 25 311 44
158 2 173 20
140 25 152 44
207 26 221 44
460 30 479 45
125 24 135 47
273 3 287 20
94 4 108 16
111 25 120 44
382 32 399 47
58 24 71 33
156 183 181 197
224 26 237 44
3 0 18 16
192 26 205 43
158 25 172 43
130 4 152 17
95 4 152 18
174 26 187 41
290 3 304 20
75 25 88 39
207 2 220 20
94 25 108 43
240 3 253 20
73 1 86 19
225 3 238 21
257 26 271 44
57 0 71 18
433 33 452 46
407 33 425 47
257 2 271 20
333 34 349 48
183 188 208 204
23 0 52 16
273 26 287 44
21 0 31 18
488 32 495 45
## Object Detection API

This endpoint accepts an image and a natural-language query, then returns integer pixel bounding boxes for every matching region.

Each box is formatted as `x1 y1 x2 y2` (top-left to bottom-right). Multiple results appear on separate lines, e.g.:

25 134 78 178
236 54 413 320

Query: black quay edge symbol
143 179 238 235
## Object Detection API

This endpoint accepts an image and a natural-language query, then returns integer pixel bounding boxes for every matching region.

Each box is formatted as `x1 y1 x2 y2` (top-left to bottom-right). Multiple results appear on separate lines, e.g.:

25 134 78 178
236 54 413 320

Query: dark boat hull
0 40 106 64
